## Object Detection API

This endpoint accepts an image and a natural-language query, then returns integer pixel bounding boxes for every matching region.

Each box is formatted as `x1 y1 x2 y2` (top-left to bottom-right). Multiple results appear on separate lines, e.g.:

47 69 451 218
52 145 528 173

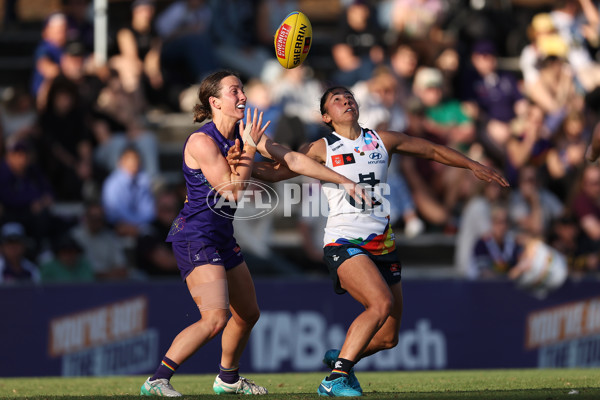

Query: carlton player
251 86 509 397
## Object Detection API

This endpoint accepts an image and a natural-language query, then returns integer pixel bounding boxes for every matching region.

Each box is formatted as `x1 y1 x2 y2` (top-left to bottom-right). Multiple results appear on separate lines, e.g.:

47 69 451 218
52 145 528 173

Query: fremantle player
140 73 368 397
250 87 509 397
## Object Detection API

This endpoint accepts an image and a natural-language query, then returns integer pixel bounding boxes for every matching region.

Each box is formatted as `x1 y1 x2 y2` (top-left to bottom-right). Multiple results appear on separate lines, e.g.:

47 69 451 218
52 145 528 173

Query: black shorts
323 244 402 295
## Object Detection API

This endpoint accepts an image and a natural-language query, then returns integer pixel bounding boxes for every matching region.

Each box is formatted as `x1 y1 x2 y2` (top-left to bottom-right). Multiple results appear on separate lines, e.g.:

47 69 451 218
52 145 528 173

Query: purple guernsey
166 121 243 244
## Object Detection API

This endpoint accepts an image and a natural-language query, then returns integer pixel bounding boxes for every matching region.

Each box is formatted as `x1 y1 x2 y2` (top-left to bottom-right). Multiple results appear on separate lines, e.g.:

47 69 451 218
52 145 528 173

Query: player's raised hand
471 162 510 187
226 138 241 175
239 107 271 148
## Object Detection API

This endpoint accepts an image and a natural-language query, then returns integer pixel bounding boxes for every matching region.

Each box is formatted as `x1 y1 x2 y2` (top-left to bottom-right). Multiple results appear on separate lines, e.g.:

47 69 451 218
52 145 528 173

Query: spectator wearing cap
0 222 40 284
40 233 94 283
519 14 583 114
31 13 68 101
413 66 475 152
0 139 53 251
549 0 600 92
462 40 525 163
408 66 478 228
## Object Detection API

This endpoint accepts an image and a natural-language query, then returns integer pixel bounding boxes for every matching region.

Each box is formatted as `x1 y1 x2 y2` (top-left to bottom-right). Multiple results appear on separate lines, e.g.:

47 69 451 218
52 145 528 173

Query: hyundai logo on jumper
207 180 279 220
369 152 382 160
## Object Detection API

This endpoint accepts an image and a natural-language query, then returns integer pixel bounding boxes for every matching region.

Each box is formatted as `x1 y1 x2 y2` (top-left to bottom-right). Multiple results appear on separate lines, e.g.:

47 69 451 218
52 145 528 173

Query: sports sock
150 356 179 381
218 364 240 384
326 358 355 381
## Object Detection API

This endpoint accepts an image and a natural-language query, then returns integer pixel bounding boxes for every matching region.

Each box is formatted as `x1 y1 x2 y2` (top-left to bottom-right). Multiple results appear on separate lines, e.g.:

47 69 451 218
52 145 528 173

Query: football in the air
274 11 312 69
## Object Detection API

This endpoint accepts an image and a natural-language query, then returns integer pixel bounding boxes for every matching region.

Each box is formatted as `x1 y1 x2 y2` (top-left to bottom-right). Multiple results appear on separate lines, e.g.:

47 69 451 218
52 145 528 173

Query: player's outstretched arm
380 130 510 187
227 138 370 204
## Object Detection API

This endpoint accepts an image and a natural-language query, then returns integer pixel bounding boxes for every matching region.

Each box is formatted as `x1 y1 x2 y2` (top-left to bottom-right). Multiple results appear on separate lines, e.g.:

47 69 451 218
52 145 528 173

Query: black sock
326 358 355 381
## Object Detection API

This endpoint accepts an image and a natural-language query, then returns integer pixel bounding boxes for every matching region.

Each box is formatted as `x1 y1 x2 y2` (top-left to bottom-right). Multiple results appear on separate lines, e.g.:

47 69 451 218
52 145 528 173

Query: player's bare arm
228 137 368 204
379 130 509 187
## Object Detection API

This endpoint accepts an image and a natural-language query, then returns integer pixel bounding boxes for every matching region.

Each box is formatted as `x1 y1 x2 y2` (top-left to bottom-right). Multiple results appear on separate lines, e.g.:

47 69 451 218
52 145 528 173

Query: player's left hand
226 139 242 175
471 162 510 187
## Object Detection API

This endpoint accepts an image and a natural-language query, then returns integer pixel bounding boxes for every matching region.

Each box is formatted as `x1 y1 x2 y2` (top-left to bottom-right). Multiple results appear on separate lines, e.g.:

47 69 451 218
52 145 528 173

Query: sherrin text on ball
274 11 312 69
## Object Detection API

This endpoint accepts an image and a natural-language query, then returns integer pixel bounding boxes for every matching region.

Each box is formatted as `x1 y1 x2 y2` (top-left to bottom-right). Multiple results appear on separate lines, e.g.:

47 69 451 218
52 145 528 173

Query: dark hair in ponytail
192 70 239 123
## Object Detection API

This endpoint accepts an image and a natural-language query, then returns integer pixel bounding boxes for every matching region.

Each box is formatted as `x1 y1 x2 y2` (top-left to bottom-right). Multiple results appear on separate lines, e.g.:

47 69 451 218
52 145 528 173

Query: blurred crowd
0 0 599 287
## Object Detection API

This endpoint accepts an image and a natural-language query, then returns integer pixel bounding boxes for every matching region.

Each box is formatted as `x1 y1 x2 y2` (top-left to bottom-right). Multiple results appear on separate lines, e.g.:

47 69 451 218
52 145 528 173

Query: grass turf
1 369 599 399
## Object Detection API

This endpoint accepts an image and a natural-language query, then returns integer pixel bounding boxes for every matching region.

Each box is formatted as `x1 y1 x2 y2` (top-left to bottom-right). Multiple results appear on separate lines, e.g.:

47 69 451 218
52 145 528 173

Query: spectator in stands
135 188 180 277
388 41 420 108
101 145 155 238
0 139 53 252
62 0 94 53
37 76 94 201
31 13 67 103
455 177 506 276
469 205 522 279
255 0 298 51
546 111 589 201
40 233 94 282
508 165 564 237
412 66 478 221
91 114 159 179
210 0 271 81
0 222 40 285
70 201 129 280
463 40 524 163
400 97 451 228
505 100 553 186
155 0 216 107
57 39 104 113
269 65 325 142
549 0 600 92
509 231 568 298
547 214 596 278
571 164 600 258
390 0 447 41
413 66 476 152
331 0 385 86
110 0 164 107
519 14 583 114
0 86 37 144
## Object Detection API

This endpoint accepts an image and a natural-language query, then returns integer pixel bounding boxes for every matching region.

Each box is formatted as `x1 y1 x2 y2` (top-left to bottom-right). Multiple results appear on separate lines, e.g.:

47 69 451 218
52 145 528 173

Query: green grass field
1 369 599 400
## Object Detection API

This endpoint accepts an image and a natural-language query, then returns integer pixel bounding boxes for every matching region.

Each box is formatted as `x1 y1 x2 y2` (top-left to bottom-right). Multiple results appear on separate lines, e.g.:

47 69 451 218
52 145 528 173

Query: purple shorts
171 240 245 280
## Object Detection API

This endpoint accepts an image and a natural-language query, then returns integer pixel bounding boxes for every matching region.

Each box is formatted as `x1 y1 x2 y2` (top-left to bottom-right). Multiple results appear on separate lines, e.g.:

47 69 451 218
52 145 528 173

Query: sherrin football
274 11 312 69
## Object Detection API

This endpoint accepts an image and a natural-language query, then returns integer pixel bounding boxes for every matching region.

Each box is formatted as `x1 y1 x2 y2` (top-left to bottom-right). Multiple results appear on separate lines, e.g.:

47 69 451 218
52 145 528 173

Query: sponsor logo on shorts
390 263 401 275
347 248 363 256
332 255 339 261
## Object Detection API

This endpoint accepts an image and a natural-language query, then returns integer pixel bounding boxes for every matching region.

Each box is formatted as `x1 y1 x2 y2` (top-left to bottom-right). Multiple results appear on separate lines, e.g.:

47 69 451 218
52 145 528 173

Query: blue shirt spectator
31 13 67 97
101 146 155 234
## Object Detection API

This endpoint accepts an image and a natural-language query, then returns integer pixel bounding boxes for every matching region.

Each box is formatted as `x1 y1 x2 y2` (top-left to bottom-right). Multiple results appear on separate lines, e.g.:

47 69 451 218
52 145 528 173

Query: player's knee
202 311 229 337
241 309 260 329
371 297 394 320
383 333 399 350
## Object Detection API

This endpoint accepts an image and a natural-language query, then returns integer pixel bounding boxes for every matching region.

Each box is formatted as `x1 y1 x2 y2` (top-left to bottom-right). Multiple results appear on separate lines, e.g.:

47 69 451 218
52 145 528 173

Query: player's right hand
239 107 271 148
